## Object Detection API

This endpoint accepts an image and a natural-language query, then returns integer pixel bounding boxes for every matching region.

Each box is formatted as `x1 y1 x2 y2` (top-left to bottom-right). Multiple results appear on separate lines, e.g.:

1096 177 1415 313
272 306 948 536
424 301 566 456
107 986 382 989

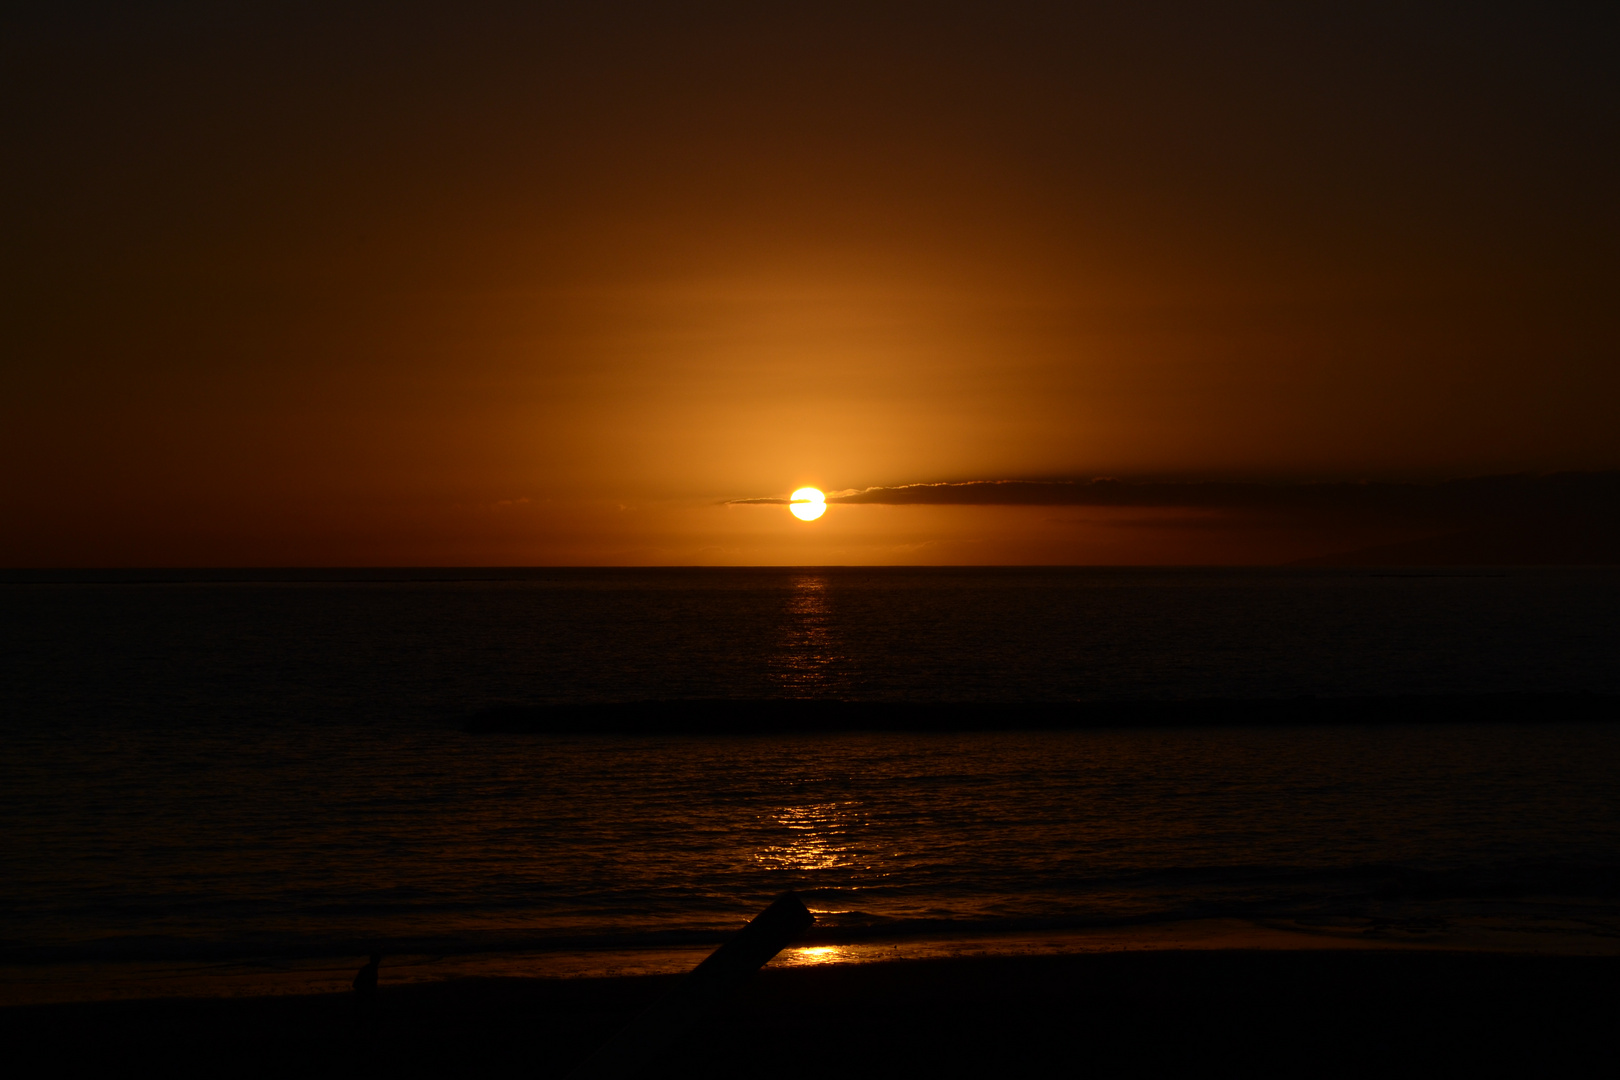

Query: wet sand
11 913 1616 1008
5 949 1615 1077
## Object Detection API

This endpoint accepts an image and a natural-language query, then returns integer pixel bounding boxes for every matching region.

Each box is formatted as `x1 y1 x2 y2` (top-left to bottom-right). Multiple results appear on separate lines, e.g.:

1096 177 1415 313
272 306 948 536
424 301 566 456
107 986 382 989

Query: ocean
3 567 1618 1003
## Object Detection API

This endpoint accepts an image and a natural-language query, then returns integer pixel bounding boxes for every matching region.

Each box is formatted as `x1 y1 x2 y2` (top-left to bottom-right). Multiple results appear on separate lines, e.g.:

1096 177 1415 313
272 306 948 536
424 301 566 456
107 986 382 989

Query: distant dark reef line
463 694 1616 734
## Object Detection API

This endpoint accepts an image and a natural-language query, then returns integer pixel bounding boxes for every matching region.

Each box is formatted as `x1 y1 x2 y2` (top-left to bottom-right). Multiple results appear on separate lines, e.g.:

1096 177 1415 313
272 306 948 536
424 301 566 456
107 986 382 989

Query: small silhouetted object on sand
570 892 815 1079
353 953 381 1030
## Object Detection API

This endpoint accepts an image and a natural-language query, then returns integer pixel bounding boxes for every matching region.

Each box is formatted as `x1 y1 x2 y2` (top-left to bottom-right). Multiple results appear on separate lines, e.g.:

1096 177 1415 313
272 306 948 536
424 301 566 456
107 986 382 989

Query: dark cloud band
820 474 1619 524
733 473 1619 538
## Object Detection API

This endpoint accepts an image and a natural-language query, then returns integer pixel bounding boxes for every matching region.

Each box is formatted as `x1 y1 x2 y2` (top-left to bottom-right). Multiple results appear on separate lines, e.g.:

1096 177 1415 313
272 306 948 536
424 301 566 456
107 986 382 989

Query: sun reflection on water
769 573 844 694
773 944 855 967
754 801 864 871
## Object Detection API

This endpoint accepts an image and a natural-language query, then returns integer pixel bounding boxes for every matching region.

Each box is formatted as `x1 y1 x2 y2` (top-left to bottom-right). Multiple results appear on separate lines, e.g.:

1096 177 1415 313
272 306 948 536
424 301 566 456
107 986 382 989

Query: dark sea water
3 568 1619 1000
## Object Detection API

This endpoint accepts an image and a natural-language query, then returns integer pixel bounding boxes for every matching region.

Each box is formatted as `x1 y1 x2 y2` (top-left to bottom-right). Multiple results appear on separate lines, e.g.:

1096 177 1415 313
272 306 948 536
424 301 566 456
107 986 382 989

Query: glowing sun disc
790 487 827 521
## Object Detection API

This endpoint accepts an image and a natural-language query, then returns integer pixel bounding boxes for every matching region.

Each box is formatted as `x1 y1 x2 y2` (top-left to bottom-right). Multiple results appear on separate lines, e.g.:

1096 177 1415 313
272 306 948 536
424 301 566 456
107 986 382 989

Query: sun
790 487 827 521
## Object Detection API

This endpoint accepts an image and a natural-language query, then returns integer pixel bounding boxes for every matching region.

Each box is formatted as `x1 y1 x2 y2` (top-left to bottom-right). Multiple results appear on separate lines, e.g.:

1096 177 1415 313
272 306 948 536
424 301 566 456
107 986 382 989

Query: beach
7 947 1615 1077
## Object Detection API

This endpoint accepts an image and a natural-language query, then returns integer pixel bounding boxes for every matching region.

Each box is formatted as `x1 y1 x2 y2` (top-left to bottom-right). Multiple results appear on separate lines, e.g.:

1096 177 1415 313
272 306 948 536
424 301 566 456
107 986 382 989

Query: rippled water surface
3 568 1619 988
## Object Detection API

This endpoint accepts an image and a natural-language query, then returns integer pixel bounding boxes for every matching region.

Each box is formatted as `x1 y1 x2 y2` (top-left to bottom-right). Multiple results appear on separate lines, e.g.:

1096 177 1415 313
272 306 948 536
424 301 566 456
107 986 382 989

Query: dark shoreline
464 693 1619 734
6 950 1615 1077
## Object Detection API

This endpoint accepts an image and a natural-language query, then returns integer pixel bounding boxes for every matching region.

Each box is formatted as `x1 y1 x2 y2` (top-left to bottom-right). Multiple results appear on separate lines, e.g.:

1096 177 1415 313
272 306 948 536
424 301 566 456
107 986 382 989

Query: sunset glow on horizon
2 7 1615 567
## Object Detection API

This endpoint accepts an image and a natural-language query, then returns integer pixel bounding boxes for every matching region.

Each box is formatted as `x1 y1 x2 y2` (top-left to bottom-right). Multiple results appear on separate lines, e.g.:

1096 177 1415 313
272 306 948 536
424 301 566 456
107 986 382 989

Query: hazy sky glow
3 4 1616 565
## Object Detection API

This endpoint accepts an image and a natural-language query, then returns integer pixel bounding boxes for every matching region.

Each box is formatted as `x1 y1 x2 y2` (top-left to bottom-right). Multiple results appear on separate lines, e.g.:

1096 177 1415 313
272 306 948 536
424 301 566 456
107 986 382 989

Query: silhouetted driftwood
568 892 815 1079
352 953 381 1035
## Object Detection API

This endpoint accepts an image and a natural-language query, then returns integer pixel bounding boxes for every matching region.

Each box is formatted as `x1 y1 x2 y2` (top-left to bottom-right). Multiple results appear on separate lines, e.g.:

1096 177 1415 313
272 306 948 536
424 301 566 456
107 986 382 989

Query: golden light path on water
768 573 846 695
753 801 867 871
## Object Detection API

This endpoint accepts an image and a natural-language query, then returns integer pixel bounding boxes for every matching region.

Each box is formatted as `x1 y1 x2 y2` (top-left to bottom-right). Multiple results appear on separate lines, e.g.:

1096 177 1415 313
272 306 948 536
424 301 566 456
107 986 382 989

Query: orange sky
3 6 1616 565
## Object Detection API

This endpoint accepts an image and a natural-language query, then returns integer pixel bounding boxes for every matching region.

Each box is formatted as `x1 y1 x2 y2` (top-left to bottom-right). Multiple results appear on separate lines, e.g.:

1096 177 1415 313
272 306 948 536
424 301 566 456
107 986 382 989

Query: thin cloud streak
817 474 1620 524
